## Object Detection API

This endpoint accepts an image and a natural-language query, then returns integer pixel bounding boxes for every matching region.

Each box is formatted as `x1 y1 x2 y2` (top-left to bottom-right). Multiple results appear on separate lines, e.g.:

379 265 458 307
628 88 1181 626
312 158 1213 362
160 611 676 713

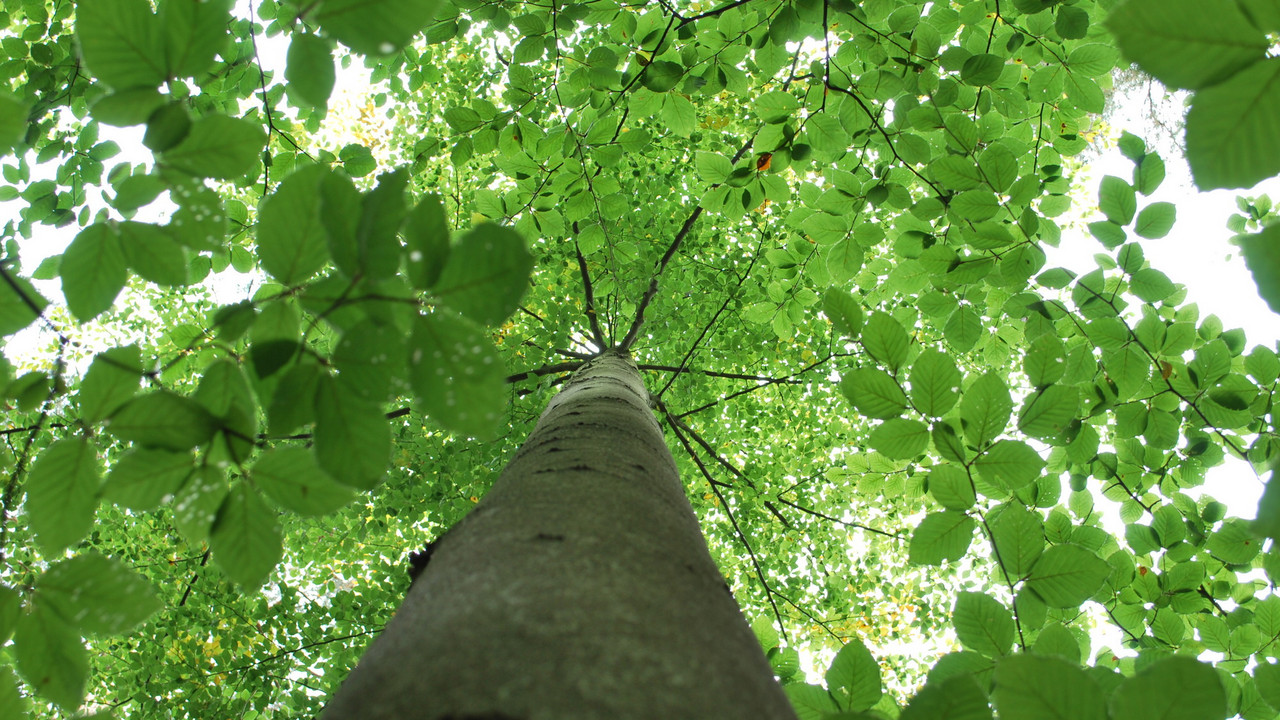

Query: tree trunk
322 350 797 720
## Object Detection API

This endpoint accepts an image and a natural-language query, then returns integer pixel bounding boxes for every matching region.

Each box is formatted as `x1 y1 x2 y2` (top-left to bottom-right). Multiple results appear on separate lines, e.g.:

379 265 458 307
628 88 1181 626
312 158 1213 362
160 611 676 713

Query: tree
0 0 1278 718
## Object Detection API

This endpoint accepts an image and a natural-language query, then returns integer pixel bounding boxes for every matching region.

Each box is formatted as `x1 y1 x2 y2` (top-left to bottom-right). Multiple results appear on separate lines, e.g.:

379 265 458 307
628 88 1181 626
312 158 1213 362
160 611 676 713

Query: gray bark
322 350 797 720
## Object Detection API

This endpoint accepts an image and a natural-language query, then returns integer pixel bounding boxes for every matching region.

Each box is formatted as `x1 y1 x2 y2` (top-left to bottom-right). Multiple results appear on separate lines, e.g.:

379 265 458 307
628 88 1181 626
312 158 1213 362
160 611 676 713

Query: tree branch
617 205 704 353
666 414 788 642
771 496 903 540
572 223 608 349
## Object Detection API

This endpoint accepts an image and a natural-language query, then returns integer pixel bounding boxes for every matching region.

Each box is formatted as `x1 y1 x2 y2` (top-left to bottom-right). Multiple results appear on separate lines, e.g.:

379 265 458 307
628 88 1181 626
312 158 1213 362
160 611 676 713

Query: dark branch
771 496 903 540
505 361 585 384
678 0 762 26
666 413 788 642
678 354 840 418
656 232 766 399
617 206 704 353
664 410 756 490
640 364 804 384
573 224 608 349
177 549 211 607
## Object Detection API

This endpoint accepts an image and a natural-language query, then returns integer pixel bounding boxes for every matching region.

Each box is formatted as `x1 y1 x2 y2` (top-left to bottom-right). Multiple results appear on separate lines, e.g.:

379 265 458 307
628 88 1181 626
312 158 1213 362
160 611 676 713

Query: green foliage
0 0 1271 717
1108 0 1280 188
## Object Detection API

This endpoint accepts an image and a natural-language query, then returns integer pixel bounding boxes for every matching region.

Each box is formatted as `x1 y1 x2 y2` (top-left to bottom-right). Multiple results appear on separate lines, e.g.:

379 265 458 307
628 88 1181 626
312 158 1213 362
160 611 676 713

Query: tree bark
322 350 797 720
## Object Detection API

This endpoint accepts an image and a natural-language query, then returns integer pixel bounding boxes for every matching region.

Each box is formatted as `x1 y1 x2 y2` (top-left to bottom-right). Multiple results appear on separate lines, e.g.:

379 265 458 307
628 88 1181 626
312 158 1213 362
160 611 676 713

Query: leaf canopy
0 0 1270 717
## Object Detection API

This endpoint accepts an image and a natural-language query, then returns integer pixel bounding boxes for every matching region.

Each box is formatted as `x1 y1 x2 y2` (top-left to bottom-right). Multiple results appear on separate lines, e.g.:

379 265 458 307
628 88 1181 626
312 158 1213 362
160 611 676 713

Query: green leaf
0 91 28 156
901 675 992 720
951 190 999 221
114 174 168 215
0 273 47 336
695 151 734 184
1088 220 1128 249
37 553 162 635
823 287 863 338
1025 544 1110 607
1017 385 1079 439
1055 5 1089 39
1185 58 1280 190
0 665 27 719
929 464 976 510
311 0 443 55
159 0 233 78
354 170 408 281
14 601 87 712
60 224 127 322
77 345 143 423
256 164 331 284
119 221 189 285
108 391 217 450
1130 267 1176 303
909 511 976 565
825 638 882 711
755 90 799 123
1134 202 1176 239
976 441 1045 489
786 683 840 718
641 60 685 92
993 654 1106 720
953 591 1014 657
961 373 1012 447
267 356 323 435
870 418 930 459
992 504 1045 575
320 170 364 276
335 323 403 402
172 467 227 544
145 103 189 148
840 367 907 420
1241 225 1280 314
161 114 265 179
961 54 1004 86
1106 0 1268 90
314 374 391 489
1068 44 1118 78
101 447 193 511
91 87 166 126
25 438 100 554
1207 518 1260 563
0 584 18 644
805 114 849 160
286 33 336 108
1109 657 1226 720
862 311 910 371
1256 662 1280 710
194 359 258 461
1134 152 1166 195
910 350 961 417
253 446 354 516
209 483 283 589
979 146 1019 192
405 194 451 290
931 155 983 190
409 310 508 438
433 223 534 325
1098 175 1136 225
75 0 166 90
663 94 696 137
826 238 864 283
340 142 378 177
944 305 983 352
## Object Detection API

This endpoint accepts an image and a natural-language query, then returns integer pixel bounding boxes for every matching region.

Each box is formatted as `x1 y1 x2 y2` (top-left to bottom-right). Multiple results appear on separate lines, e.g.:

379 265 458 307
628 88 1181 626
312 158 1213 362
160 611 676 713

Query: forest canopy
0 0 1279 717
